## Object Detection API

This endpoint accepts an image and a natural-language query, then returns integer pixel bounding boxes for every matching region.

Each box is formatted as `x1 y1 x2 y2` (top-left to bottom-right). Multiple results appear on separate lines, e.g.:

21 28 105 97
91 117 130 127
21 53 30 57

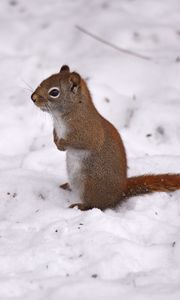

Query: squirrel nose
31 93 37 103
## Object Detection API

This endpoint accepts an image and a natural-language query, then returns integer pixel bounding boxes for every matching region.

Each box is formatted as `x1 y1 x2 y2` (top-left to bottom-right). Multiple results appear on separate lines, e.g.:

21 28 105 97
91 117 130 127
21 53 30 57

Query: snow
0 0 180 299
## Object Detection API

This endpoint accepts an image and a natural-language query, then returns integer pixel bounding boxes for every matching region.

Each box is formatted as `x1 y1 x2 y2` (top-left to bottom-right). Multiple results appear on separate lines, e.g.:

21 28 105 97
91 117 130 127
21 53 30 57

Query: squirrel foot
69 203 90 211
60 182 71 191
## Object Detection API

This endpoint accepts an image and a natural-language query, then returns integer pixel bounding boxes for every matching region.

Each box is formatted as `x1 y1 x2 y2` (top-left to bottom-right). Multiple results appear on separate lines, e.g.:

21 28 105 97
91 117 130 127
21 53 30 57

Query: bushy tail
125 174 180 198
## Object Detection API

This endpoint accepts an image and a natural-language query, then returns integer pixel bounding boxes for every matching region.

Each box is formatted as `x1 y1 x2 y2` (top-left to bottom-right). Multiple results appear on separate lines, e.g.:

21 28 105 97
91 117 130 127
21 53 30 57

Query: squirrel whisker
21 78 34 92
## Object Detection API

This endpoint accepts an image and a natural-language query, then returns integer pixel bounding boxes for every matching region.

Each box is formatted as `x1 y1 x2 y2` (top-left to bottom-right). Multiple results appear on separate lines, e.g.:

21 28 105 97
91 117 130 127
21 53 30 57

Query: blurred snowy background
0 0 180 299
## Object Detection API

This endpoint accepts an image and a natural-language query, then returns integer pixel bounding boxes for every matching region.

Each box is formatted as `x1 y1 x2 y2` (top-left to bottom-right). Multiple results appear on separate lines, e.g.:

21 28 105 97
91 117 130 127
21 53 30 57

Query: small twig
76 25 152 61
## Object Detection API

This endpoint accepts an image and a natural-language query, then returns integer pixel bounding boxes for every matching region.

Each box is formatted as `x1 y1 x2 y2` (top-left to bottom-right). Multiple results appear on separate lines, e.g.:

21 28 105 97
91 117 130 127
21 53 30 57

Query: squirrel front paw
53 129 67 151
56 138 68 151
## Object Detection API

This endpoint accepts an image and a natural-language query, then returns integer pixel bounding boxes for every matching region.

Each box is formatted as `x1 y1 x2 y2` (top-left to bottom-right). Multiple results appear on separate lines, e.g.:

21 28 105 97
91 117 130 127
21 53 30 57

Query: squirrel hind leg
60 182 72 191
69 203 91 211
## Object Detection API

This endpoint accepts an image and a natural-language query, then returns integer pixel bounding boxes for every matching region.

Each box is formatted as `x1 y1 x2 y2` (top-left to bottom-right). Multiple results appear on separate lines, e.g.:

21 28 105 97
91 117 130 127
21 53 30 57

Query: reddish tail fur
126 174 180 198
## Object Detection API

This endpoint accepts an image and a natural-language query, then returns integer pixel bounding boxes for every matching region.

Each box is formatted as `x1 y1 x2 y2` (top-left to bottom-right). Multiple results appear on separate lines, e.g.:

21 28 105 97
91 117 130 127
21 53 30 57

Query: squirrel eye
48 87 60 98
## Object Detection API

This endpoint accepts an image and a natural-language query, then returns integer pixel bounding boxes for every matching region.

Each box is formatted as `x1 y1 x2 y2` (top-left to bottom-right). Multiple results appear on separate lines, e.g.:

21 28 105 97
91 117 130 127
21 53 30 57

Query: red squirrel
31 65 180 210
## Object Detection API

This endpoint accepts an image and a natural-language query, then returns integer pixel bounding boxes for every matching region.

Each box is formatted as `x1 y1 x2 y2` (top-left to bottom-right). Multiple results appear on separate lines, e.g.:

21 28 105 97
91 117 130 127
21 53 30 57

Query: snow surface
0 0 180 299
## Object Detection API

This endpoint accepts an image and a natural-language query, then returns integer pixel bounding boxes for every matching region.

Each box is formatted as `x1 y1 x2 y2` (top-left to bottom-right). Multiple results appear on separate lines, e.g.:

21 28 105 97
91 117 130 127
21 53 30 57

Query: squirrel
31 65 180 211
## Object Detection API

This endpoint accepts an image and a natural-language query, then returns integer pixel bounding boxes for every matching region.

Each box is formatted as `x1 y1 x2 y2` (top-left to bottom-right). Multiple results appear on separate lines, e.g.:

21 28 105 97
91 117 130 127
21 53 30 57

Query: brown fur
31 65 180 210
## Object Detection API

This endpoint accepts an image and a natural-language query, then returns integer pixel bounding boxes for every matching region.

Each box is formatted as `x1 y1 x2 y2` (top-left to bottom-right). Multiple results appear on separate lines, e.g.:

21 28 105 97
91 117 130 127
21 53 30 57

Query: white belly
66 149 89 197
53 113 67 139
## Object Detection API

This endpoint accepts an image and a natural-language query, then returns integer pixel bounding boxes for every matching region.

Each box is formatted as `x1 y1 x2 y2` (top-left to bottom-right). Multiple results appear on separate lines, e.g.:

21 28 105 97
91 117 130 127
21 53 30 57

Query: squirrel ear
69 72 81 94
60 65 70 73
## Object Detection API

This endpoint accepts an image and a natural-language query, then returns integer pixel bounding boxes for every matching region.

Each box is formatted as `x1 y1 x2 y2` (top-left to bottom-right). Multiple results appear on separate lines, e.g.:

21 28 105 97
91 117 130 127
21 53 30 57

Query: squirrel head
31 65 85 114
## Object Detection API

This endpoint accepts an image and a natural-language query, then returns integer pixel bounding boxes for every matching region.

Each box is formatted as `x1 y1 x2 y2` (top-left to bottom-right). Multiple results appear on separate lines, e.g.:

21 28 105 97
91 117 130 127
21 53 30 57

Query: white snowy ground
0 0 180 299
